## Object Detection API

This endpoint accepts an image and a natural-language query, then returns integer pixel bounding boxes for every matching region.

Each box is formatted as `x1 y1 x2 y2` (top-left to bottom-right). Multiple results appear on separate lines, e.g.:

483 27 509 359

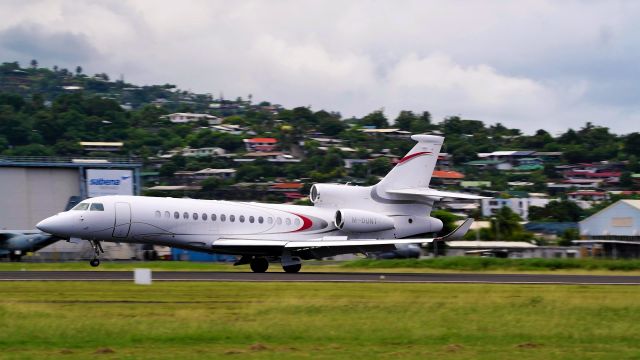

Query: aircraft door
113 202 132 238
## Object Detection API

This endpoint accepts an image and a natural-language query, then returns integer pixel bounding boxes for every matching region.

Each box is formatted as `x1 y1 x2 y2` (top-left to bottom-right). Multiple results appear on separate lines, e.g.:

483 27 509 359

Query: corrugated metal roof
446 241 537 248
245 138 277 143
432 170 465 179
622 200 640 210
79 142 123 146
512 151 536 156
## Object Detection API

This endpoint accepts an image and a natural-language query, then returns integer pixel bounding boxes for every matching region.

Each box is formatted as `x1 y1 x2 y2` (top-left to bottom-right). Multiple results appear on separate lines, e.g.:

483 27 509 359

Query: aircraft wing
285 218 473 248
213 239 288 247
387 188 490 200
213 219 474 253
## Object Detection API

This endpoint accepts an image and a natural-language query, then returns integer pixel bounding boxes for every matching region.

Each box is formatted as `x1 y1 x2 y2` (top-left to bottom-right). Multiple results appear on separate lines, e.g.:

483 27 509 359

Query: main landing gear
89 240 104 267
249 257 269 273
234 255 303 273
282 263 302 273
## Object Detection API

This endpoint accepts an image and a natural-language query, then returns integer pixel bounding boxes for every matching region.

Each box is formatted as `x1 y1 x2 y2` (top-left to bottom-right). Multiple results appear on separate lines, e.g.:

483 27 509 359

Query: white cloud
1 0 640 133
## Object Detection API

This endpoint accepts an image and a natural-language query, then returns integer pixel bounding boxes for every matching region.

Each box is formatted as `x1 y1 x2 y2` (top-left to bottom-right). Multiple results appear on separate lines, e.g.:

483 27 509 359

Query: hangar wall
0 167 80 229
580 200 640 237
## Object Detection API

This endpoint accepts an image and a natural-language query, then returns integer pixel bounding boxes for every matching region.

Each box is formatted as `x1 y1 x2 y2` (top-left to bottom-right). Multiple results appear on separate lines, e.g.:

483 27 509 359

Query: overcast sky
1 0 639 134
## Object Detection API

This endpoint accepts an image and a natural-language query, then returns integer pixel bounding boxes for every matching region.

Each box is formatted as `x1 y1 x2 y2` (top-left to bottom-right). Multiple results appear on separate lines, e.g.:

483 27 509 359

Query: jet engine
334 209 395 233
309 184 370 208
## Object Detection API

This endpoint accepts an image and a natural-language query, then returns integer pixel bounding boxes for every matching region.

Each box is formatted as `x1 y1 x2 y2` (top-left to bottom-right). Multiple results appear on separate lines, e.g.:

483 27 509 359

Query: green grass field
344 257 640 272
1 282 639 359
5 257 640 275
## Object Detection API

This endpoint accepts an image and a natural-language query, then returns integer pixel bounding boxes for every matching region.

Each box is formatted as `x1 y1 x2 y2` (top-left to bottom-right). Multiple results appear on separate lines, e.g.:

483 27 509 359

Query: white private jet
37 134 486 272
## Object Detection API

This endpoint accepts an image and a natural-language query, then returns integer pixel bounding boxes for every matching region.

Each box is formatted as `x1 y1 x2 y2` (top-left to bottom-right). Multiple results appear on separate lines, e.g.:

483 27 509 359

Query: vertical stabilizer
377 134 443 192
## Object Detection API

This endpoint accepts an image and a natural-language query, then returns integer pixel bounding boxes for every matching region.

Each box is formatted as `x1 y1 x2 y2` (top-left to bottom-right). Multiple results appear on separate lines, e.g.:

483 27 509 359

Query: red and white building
244 138 278 152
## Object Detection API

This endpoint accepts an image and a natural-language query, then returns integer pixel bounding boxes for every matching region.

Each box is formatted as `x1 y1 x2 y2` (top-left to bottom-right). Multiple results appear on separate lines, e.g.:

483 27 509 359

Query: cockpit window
72 203 90 211
90 203 104 211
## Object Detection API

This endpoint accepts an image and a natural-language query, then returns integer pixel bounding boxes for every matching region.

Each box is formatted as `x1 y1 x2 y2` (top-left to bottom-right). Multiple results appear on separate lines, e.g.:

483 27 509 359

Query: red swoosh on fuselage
292 213 313 232
397 151 432 165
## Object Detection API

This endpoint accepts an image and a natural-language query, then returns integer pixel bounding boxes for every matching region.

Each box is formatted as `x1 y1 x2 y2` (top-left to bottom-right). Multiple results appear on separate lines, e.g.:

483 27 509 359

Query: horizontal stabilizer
387 188 489 200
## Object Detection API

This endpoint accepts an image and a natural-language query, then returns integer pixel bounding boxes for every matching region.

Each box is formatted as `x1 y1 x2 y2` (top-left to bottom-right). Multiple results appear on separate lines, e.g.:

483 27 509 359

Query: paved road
0 271 639 284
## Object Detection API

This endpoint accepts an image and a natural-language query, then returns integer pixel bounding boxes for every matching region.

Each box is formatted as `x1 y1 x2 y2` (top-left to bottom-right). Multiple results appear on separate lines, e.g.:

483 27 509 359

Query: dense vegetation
2 60 639 241
344 257 640 271
3 60 640 167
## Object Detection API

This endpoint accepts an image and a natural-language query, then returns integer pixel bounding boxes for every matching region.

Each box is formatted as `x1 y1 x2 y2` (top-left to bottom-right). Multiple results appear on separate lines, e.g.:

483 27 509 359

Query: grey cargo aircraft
0 230 61 261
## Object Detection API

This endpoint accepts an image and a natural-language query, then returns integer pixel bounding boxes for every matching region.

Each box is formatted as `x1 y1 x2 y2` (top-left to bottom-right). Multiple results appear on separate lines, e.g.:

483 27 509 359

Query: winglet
436 218 474 241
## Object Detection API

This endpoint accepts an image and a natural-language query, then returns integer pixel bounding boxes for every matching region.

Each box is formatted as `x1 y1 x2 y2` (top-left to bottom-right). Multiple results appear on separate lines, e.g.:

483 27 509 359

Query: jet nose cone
36 216 65 235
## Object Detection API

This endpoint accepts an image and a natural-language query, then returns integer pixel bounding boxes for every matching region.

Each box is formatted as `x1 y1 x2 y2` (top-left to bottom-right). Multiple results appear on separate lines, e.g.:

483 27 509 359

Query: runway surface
0 271 639 284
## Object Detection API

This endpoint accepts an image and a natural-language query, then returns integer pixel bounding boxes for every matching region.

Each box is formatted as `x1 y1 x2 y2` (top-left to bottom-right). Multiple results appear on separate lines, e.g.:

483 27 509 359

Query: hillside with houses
1 60 640 244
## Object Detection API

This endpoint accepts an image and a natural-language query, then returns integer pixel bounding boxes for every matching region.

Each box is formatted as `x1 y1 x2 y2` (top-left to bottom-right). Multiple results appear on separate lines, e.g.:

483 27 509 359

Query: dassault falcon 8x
37 135 486 273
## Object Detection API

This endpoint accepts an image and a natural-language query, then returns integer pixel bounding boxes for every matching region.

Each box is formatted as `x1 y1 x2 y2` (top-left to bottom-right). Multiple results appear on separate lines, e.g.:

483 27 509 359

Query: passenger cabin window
164 211 170 219
294 218 301 226
230 215 236 222
211 214 217 221
285 218 291 226
193 213 198 220
239 215 245 223
249 216 255 223
155 211 161 218
267 217 273 224
72 203 89 211
90 203 104 211
276 217 282 225
174 211 179 219
183 212 189 220
221 214 226 222
202 213 208 221
258 216 264 224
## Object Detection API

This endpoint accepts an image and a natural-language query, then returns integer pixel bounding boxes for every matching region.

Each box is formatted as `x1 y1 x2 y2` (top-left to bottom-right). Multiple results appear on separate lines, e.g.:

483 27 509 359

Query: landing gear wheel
283 263 302 273
9 254 22 262
88 240 104 267
250 257 269 273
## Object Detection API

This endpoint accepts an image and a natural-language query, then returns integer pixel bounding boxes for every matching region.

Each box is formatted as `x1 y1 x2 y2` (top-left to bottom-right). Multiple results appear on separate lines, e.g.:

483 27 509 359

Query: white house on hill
164 113 222 125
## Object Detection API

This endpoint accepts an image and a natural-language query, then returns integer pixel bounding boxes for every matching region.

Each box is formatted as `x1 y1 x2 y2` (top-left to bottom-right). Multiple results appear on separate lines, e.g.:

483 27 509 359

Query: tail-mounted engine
334 209 395 233
310 184 371 208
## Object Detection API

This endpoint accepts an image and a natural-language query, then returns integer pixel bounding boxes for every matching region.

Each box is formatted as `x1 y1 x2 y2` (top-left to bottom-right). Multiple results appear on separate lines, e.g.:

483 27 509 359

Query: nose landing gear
89 240 104 267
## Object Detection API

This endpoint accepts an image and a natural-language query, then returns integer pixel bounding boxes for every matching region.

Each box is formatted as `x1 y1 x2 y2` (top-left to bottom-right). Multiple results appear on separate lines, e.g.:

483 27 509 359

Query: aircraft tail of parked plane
37 134 488 272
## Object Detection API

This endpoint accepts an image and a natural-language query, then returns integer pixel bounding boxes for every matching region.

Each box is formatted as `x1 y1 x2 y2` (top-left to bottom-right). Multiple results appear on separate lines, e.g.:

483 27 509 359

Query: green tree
430 210 461 236
368 157 391 176
4 144 54 156
624 133 640 155
411 111 432 133
394 111 418 131
316 110 345 136
158 163 178 178
236 164 264 181
620 171 635 189
558 228 579 246
528 200 584 222
491 206 525 240
360 110 389 128
201 177 223 192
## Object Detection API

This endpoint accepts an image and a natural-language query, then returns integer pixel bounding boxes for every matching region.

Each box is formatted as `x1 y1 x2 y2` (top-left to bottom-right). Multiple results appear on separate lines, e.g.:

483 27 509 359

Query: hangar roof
622 200 640 210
